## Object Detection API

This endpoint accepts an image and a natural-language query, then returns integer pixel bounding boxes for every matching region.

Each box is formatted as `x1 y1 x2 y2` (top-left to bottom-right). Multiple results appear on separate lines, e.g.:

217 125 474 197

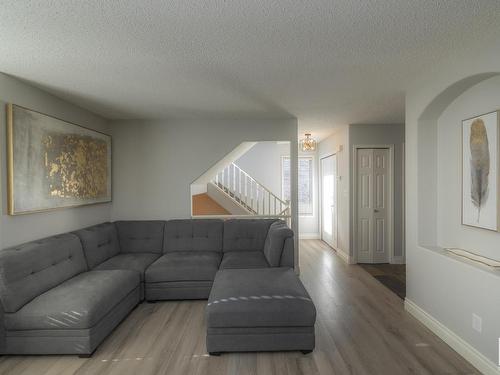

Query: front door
321 154 338 249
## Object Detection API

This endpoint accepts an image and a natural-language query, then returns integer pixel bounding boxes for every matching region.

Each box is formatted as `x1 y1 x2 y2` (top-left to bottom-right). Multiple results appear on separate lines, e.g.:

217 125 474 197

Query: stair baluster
211 163 290 219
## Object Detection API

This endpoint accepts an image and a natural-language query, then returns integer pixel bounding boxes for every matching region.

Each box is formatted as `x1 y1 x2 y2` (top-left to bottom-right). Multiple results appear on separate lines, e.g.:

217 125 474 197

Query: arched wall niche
416 72 500 247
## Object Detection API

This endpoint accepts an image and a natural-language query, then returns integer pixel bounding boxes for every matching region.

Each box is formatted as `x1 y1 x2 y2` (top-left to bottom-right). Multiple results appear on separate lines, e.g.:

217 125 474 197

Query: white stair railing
213 163 290 217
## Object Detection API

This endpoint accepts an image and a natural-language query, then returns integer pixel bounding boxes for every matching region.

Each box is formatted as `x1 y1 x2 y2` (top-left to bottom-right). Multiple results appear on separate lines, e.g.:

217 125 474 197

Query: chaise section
206 268 316 354
0 234 87 314
5 270 139 331
145 219 223 300
0 233 140 355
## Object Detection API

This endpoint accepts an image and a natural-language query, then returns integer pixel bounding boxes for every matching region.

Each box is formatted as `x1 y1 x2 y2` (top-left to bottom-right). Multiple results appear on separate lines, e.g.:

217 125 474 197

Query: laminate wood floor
359 263 406 299
0 240 479 375
359 263 406 284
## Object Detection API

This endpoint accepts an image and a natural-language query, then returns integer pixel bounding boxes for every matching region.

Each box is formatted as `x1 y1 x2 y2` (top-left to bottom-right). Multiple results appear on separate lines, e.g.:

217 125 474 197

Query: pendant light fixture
300 133 316 152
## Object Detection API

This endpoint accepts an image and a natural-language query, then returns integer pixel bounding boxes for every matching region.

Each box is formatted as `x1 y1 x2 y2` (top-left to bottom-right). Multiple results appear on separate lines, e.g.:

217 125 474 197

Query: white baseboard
405 298 500 375
299 233 320 239
335 249 350 264
391 256 405 264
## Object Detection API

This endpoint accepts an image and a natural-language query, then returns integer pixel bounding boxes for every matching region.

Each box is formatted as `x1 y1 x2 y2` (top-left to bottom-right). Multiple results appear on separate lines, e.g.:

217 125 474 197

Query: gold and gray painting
7 104 111 214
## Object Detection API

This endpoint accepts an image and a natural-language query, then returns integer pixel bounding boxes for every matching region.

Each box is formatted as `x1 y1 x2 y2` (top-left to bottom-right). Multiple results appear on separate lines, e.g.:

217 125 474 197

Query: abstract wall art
7 104 112 215
462 110 499 231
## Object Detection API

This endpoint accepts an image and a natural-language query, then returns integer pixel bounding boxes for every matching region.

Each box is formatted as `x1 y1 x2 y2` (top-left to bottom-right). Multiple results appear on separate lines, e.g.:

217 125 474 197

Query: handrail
213 163 290 217
278 207 290 216
231 163 289 206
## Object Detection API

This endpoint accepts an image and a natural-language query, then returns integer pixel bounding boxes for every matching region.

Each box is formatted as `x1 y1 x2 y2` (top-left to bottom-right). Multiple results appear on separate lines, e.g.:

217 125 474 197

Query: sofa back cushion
263 220 294 266
74 222 120 269
223 219 277 252
0 233 87 313
115 221 165 254
164 219 223 253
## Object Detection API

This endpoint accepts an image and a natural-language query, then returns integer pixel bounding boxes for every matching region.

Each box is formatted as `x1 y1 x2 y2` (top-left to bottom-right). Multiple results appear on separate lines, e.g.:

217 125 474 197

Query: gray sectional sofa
0 219 315 356
75 221 165 300
145 219 294 300
0 233 141 355
206 268 316 355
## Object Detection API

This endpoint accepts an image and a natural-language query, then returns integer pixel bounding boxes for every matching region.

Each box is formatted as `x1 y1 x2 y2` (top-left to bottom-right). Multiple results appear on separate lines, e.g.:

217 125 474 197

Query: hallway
299 240 475 374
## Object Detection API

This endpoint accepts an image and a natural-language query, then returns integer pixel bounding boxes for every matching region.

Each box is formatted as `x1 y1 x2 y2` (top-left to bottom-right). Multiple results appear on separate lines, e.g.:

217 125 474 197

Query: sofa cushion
73 222 120 269
0 234 87 313
94 253 160 281
223 219 277 252
263 220 294 266
146 252 221 283
164 219 223 253
5 270 139 331
220 251 269 269
207 268 316 328
115 221 165 254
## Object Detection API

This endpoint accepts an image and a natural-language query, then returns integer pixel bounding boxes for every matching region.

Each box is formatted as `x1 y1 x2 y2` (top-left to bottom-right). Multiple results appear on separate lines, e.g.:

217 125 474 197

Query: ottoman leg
209 352 222 356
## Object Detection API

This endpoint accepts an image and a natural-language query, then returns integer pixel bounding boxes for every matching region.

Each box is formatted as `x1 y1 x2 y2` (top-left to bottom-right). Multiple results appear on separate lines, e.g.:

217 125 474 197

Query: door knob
374 209 379 213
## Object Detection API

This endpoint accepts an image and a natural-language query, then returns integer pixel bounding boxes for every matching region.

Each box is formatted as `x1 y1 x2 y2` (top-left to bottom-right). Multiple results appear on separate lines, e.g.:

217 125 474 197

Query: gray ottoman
206 268 316 355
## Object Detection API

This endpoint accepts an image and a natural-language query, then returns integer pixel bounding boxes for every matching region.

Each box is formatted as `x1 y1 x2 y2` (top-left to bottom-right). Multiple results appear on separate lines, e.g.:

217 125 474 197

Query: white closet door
357 148 389 263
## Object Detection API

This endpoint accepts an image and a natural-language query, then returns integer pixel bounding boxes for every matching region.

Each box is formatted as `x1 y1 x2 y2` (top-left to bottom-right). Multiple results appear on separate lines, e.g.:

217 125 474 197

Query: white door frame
352 145 395 264
320 153 338 249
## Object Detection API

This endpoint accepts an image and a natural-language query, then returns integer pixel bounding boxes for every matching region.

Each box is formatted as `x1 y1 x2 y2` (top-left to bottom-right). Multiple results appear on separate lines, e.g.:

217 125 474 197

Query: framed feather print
462 110 499 231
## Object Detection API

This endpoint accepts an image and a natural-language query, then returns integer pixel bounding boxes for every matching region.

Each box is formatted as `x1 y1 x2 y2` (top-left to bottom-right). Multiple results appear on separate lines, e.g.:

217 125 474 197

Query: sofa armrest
0 303 5 354
263 221 294 267
279 237 295 268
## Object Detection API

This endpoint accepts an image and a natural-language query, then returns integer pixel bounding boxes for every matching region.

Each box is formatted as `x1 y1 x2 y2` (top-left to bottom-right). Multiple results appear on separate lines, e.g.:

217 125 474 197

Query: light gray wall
0 73 112 248
235 141 319 237
110 118 299 266
318 126 350 256
437 76 500 259
235 141 288 198
349 124 405 259
405 39 500 367
111 119 297 219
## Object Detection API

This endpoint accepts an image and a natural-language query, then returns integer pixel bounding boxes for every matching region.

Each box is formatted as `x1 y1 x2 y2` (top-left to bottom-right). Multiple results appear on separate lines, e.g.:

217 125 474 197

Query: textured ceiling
1 1 500 139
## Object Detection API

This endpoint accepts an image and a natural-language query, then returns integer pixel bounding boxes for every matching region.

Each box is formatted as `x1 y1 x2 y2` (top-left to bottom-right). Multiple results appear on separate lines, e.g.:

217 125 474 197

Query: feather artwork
469 119 490 222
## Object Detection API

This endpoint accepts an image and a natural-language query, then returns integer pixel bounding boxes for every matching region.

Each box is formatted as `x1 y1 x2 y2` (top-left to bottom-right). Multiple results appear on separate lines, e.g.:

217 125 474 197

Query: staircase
192 193 230 216
213 163 290 219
